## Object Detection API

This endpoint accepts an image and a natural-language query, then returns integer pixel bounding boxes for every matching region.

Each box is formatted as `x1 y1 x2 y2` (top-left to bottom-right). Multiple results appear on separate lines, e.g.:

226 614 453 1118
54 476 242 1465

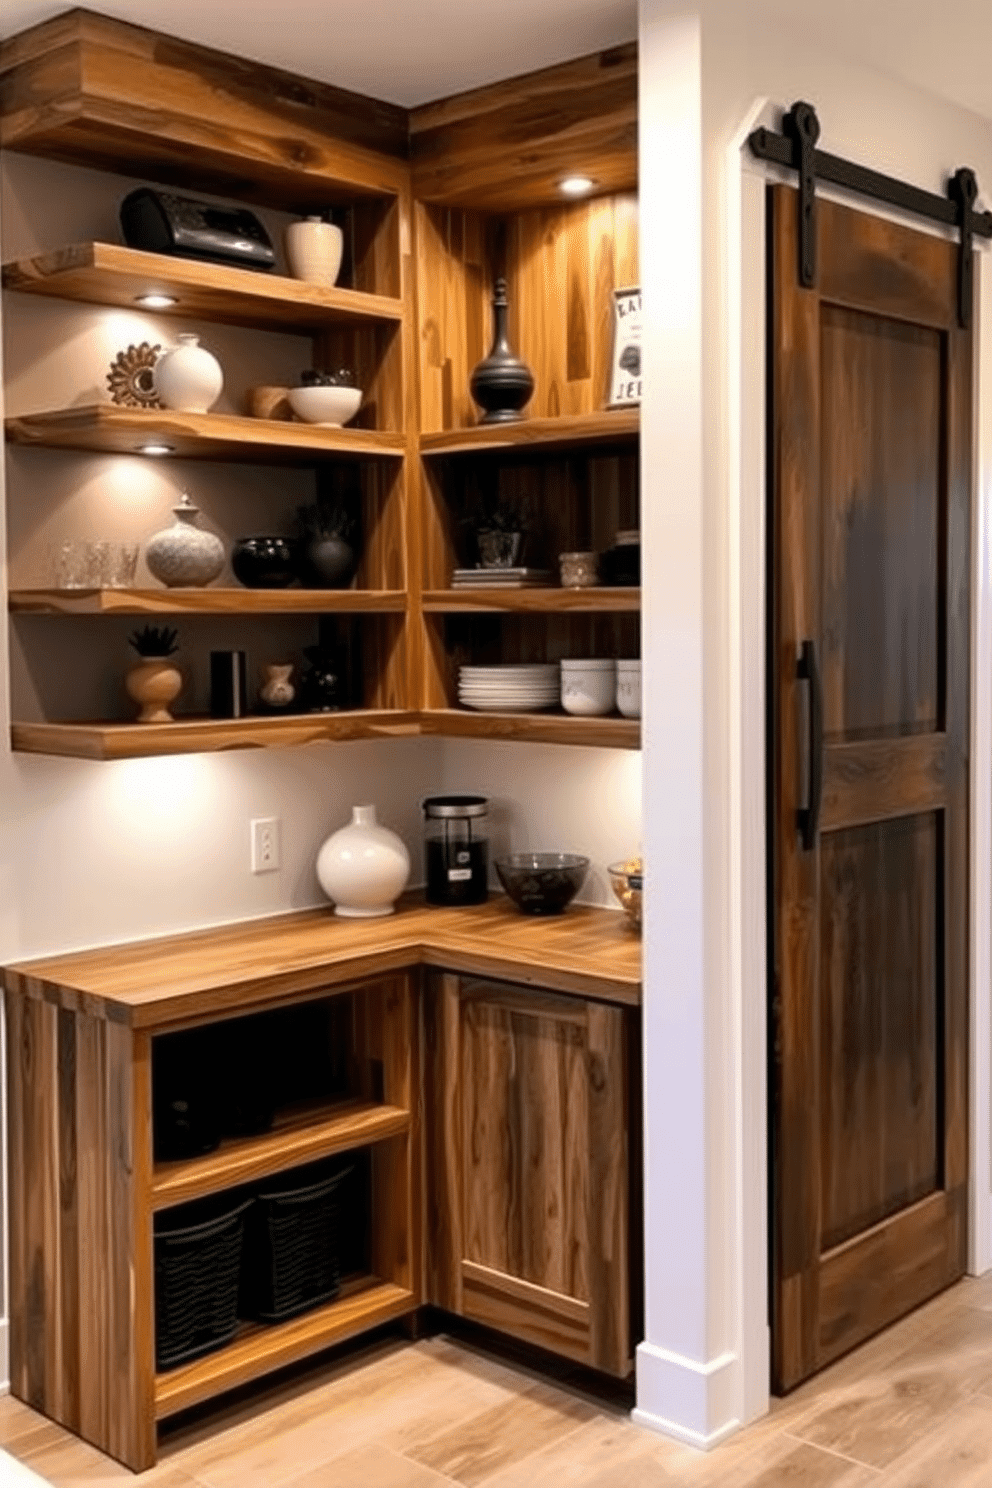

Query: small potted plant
296 496 358 588
125 625 182 723
468 490 531 569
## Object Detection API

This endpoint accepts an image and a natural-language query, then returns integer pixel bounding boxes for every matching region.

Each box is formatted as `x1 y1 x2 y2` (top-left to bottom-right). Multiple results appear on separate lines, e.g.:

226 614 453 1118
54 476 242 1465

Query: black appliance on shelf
119 187 276 271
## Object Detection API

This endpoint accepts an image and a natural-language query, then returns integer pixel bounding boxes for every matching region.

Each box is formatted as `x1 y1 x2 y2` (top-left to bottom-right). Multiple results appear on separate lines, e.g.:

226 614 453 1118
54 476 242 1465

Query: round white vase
145 493 225 587
284 217 344 287
316 804 410 917
153 333 223 413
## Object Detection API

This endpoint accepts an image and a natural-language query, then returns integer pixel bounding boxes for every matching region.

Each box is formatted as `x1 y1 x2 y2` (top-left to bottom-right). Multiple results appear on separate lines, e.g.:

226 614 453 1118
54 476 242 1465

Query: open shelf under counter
5 405 406 464
419 409 640 458
154 1276 415 1420
153 1098 410 1213
1 243 405 333
9 587 407 616
423 587 640 613
11 709 422 761
420 708 640 750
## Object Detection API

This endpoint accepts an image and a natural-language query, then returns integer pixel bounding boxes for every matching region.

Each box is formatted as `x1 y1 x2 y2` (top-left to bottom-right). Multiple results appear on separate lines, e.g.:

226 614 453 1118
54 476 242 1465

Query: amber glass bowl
607 858 642 930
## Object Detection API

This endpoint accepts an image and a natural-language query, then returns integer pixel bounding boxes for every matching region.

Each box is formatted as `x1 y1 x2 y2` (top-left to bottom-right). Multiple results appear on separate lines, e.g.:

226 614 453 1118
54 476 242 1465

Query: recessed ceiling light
139 443 174 457
135 293 177 309
559 175 595 197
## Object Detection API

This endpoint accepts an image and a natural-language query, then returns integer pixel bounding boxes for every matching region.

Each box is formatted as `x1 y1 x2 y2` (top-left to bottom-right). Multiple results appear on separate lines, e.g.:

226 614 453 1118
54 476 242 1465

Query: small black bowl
494 852 590 916
232 535 298 589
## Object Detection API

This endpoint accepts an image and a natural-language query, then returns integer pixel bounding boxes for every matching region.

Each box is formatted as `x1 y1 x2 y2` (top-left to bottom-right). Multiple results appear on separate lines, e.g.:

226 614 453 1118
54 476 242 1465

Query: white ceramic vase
284 217 344 287
316 804 410 918
145 493 225 587
153 333 223 414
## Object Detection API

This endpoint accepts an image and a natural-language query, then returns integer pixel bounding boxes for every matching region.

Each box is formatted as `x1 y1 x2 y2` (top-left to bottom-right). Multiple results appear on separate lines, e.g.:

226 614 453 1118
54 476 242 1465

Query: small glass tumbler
53 540 88 589
106 543 139 588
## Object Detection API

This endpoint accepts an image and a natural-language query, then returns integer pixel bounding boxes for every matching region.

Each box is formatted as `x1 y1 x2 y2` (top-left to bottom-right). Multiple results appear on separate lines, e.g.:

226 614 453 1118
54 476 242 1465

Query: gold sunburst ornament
106 342 163 408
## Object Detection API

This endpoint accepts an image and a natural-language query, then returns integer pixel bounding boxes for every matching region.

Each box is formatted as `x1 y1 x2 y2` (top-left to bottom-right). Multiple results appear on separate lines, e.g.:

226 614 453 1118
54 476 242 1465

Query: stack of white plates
458 663 559 712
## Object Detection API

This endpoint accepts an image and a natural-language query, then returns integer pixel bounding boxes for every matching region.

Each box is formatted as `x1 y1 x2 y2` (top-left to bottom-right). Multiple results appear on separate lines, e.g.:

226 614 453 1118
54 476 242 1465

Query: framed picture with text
607 286 641 407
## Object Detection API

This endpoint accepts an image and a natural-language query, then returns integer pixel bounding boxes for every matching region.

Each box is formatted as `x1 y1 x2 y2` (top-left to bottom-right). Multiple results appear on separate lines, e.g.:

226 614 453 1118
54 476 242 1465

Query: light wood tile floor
3 1273 992 1487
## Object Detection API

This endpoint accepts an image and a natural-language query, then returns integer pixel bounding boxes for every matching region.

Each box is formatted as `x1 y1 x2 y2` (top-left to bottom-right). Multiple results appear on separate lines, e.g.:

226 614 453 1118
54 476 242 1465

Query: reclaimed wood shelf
9 588 407 616
4 406 406 463
420 709 640 749
2 243 404 332
422 587 640 613
10 710 422 761
154 1277 416 1419
418 409 640 457
152 1099 410 1212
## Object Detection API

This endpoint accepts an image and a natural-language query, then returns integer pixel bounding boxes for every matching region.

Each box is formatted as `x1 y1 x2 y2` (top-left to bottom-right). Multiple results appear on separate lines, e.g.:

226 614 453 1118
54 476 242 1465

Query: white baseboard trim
633 1339 740 1449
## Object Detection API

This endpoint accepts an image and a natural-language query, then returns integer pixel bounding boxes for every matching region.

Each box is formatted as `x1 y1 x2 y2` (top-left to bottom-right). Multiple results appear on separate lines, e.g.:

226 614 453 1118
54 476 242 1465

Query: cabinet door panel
424 973 630 1375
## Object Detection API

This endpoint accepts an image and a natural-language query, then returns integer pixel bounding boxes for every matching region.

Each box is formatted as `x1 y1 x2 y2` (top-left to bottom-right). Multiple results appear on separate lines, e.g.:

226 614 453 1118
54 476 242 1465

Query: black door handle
796 640 823 850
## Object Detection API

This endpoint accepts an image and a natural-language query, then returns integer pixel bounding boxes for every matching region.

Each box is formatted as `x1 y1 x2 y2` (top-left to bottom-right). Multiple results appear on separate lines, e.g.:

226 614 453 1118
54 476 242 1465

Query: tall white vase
153 334 223 414
316 804 410 917
284 216 344 287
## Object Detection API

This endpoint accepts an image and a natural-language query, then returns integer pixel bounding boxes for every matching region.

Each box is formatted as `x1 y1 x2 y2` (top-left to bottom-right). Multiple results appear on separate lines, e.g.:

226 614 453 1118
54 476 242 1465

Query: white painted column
634 5 742 1448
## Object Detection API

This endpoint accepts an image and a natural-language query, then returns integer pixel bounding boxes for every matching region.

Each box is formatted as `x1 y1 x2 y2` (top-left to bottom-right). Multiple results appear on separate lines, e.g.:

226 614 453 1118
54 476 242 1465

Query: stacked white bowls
560 658 616 716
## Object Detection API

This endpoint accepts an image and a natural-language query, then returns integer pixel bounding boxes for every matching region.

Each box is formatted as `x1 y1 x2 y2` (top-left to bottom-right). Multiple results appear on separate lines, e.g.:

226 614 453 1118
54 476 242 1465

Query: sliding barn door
769 184 972 1391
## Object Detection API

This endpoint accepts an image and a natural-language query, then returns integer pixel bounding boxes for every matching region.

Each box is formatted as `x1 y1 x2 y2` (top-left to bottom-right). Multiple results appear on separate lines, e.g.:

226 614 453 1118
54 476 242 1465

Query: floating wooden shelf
419 409 640 457
422 587 640 613
2 243 404 332
420 709 641 749
10 710 422 761
9 588 407 616
5 406 405 463
154 1277 415 1420
152 1099 410 1212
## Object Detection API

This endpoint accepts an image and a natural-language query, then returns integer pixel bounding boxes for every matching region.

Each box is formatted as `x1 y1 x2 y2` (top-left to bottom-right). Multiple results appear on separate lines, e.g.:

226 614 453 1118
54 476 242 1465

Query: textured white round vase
285 217 344 287
153 334 223 413
316 804 410 917
145 493 225 587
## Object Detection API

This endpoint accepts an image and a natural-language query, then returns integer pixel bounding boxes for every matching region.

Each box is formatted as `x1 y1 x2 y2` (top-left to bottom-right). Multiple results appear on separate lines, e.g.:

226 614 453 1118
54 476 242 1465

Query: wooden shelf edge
422 588 640 613
10 711 423 760
4 406 406 462
9 588 407 616
11 707 640 758
1 242 404 330
154 1279 416 1420
419 409 640 457
419 709 641 750
152 1101 410 1212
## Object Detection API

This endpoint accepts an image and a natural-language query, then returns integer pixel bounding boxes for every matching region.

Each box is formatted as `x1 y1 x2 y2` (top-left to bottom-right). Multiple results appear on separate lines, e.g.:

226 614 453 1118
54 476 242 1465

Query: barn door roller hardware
749 102 992 328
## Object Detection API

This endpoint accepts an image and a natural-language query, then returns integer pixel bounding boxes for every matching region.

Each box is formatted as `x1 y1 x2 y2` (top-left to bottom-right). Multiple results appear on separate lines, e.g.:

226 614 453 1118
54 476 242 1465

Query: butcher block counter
2 895 642 1472
4 892 641 1031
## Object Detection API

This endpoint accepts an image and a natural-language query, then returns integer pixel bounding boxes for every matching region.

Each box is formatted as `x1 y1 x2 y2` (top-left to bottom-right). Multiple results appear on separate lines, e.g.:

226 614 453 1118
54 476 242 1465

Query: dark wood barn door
768 184 972 1391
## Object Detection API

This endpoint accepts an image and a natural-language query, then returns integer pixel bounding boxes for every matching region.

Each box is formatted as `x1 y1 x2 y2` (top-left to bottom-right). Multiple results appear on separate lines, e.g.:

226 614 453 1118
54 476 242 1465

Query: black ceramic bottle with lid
423 795 489 906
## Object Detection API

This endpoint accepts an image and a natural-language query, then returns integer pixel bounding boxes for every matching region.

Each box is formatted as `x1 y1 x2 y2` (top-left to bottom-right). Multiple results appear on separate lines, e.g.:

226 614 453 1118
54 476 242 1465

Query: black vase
300 534 356 588
469 277 534 424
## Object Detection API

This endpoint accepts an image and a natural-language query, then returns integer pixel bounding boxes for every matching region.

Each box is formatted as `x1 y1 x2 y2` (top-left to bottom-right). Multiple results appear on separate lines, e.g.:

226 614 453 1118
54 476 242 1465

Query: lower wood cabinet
423 973 638 1377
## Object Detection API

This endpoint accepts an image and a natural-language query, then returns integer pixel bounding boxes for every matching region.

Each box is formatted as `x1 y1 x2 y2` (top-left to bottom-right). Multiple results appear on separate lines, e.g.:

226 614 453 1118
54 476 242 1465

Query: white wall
637 0 992 1450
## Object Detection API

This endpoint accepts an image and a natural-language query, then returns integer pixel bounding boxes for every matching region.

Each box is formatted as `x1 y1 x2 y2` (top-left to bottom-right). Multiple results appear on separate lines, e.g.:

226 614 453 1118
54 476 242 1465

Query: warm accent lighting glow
135 293 178 309
139 443 174 457
559 175 595 197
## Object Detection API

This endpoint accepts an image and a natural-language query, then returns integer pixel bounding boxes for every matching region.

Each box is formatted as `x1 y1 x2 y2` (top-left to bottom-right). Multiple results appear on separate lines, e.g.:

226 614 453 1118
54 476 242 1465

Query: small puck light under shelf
136 294 178 308
140 443 175 456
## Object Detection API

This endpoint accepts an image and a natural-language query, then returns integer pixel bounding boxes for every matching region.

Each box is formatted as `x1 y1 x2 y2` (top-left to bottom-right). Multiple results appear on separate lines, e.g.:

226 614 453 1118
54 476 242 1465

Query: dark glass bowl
231 535 298 589
494 852 590 915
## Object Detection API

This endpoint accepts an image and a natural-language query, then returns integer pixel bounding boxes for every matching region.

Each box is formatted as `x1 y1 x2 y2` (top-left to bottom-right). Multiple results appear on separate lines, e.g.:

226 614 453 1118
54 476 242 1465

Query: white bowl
561 658 616 716
616 660 641 718
288 385 362 427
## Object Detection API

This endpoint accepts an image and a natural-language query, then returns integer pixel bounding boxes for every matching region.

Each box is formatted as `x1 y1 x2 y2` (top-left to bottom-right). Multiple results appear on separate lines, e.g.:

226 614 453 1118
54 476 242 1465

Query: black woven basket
240 1165 349 1323
154 1196 251 1371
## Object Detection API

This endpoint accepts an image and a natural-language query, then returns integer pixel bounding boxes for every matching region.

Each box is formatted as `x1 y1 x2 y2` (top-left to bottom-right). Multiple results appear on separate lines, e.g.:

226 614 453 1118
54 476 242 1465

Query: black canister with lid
423 795 489 906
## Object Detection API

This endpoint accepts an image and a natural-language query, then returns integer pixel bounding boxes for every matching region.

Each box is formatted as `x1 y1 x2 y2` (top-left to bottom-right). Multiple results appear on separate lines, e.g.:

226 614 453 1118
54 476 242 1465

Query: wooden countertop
1 894 641 1032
